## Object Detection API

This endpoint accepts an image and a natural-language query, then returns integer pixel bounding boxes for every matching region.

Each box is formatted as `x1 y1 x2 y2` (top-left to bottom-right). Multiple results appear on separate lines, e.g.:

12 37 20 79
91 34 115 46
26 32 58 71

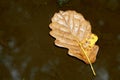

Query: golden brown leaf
49 10 99 75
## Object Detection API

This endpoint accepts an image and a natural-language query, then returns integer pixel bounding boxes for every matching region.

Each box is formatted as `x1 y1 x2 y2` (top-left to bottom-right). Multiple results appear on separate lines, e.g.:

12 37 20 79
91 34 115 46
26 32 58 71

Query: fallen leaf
49 10 99 75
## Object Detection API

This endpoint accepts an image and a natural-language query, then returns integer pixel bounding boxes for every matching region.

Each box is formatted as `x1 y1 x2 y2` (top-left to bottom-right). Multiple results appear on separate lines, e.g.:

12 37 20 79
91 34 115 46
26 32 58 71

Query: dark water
0 0 120 80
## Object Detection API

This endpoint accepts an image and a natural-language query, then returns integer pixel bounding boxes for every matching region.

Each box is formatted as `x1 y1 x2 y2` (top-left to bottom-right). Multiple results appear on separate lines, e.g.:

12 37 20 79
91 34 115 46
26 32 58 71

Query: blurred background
0 0 120 80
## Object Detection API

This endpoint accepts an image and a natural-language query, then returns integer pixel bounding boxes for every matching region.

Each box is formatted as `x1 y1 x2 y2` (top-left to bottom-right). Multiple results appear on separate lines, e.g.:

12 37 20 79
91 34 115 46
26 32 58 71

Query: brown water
0 0 120 80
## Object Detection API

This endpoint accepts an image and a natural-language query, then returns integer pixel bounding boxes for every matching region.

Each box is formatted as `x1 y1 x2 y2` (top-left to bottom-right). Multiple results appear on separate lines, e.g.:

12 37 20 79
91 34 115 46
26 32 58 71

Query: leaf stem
77 41 96 76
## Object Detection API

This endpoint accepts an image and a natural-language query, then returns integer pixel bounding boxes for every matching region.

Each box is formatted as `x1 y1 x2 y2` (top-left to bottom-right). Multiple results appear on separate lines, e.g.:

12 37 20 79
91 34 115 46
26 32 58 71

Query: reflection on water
94 68 109 80
30 67 39 80
8 37 16 49
21 57 31 73
0 36 61 80
0 37 20 80
2 55 21 80
40 58 61 80
40 58 59 73
0 37 31 80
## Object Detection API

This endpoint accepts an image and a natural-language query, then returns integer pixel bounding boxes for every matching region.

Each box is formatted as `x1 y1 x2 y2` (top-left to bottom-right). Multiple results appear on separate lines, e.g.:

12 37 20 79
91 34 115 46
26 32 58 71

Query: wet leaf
49 10 99 75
